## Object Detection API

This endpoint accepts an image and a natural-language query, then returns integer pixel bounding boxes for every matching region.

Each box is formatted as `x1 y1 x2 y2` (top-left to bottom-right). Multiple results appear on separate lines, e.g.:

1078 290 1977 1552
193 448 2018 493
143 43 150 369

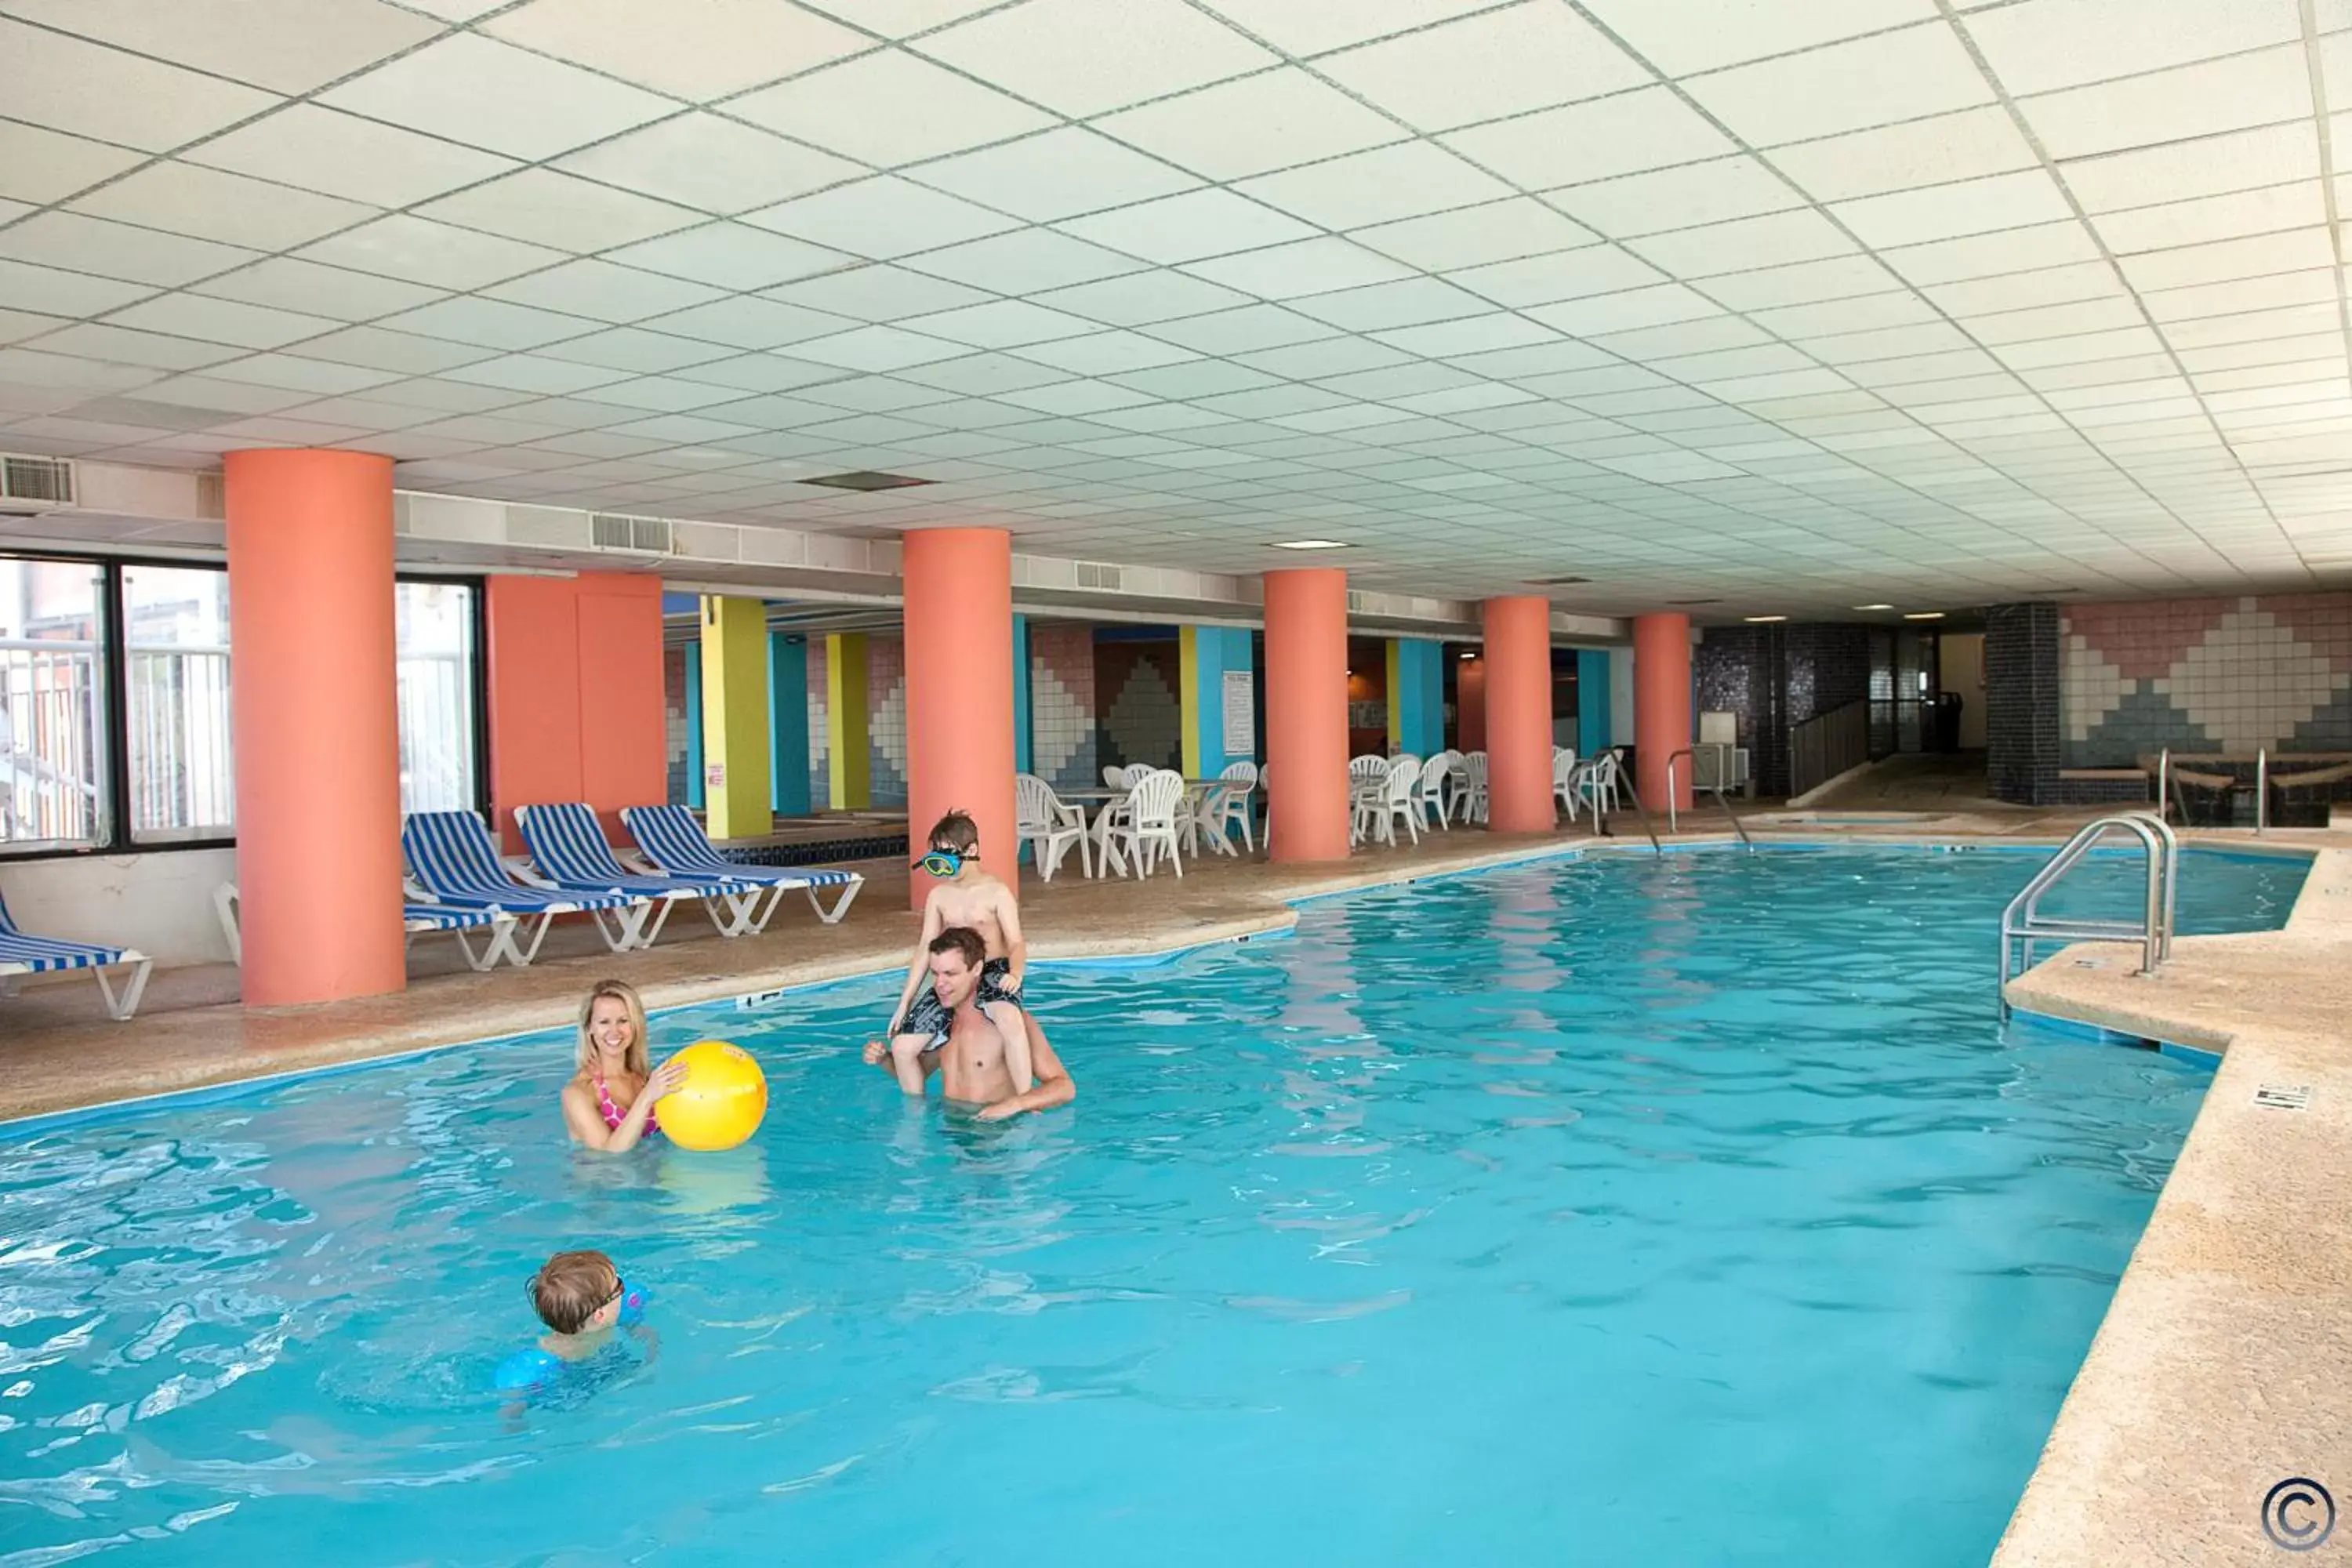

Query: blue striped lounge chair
403 810 648 959
514 803 747 944
0 889 151 1021
620 804 864 930
212 884 524 972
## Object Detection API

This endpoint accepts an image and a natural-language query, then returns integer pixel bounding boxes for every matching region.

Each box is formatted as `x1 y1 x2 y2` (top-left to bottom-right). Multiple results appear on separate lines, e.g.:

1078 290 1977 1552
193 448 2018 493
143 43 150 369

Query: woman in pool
561 979 684 1152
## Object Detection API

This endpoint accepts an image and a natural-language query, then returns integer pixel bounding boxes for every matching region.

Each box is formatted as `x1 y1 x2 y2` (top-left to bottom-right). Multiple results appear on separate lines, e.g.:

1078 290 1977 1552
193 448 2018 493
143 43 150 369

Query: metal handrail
1998 811 2176 1018
2155 747 2169 823
2256 747 2267 834
1666 745 1754 848
1584 748 1661 854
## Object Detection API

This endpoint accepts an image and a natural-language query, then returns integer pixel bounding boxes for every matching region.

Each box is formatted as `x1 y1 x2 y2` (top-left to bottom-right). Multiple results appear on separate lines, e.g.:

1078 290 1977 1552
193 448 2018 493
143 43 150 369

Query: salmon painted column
223 449 403 1005
1483 596 1555 833
902 529 1015 909
699 596 771 841
1263 568 1350 861
1634 612 1693 814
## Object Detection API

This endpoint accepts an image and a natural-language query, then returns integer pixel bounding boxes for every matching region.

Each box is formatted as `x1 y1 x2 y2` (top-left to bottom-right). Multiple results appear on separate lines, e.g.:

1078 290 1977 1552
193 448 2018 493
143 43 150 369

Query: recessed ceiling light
800 470 932 491
1903 611 1945 620
1853 603 1894 612
1744 615 1787 623
1458 651 1476 660
1270 539 1351 550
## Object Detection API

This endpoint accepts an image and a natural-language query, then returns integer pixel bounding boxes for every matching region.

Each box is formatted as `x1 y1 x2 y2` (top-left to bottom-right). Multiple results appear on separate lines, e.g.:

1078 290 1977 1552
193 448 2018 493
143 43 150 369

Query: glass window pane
0 556 109 851
124 563 234 843
397 582 477 814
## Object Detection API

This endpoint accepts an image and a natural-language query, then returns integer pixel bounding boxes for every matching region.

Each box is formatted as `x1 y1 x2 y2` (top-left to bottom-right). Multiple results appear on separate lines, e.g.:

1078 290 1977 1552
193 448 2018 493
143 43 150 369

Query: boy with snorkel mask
873 810 1036 1103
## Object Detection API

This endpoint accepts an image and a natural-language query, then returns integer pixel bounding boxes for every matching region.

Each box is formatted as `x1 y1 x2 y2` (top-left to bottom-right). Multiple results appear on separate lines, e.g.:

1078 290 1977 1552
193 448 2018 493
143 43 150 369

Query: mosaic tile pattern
1988 602 2062 805
1098 641 1181 773
1029 623 1097 793
662 645 691 808
867 637 908 810
2063 593 2352 763
806 636 829 810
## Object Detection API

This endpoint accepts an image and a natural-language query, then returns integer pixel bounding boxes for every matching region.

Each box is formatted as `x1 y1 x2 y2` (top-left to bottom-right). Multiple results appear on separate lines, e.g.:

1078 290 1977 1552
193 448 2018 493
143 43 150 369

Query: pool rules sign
1221 670 1254 757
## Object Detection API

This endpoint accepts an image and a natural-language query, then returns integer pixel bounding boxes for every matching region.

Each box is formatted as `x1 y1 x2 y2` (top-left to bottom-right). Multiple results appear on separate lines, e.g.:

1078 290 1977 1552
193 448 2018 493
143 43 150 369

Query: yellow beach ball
655 1040 768 1152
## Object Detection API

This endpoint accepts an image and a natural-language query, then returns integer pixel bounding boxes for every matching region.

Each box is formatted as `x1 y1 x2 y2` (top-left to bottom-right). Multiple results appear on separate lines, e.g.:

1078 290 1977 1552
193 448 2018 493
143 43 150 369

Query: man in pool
878 810 1036 1100
865 927 1075 1121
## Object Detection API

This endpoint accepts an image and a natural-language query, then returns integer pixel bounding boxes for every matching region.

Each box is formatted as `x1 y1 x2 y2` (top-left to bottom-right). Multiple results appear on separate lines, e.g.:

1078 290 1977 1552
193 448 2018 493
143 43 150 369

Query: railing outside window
0 635 106 848
126 643 232 840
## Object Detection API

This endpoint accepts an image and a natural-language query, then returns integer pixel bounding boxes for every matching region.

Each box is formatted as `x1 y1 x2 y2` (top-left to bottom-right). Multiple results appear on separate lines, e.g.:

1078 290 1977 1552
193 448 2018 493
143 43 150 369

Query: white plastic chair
1576 749 1626 815
1017 772 1090 881
1353 756 1424 848
1420 750 1459 829
1464 750 1490 824
1098 768 1185 878
1552 746 1581 822
1196 760 1258 855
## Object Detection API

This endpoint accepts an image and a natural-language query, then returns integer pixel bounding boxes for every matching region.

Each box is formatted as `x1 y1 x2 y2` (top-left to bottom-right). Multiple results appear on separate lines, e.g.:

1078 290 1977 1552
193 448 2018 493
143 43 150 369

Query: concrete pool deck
4 805 2345 1563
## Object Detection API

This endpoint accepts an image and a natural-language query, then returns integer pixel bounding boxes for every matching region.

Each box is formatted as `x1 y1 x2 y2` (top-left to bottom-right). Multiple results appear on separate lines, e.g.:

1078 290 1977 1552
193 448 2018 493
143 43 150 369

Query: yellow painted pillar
700 597 773 840
826 630 870 810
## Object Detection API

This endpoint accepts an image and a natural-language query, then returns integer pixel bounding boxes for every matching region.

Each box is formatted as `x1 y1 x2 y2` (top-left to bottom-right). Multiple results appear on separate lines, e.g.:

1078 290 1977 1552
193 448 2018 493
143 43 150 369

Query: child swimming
493 1248 655 1403
877 810 1036 1098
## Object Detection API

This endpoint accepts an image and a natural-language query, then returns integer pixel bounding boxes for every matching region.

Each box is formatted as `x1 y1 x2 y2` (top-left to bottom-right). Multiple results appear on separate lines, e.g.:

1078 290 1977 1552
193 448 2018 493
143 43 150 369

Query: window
0 557 108 851
0 554 486 857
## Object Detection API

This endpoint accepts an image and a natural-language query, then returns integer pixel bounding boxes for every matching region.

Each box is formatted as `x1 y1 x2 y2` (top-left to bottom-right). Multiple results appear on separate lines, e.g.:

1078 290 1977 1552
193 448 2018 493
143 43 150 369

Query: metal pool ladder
1997 811 2178 1019
1665 746 1754 849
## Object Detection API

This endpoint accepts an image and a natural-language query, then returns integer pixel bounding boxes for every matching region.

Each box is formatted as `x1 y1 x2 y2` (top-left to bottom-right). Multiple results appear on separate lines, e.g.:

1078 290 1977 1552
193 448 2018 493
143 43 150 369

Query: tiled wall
1029 622 1097 792
796 634 909 810
1695 623 1877 796
2062 593 2352 762
1095 640 1181 773
1987 602 2062 805
805 635 829 809
662 645 691 807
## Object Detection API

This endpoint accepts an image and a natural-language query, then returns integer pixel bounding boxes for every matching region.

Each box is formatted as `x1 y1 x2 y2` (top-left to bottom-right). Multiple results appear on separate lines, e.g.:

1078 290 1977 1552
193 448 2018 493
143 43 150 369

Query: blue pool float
494 1280 649 1394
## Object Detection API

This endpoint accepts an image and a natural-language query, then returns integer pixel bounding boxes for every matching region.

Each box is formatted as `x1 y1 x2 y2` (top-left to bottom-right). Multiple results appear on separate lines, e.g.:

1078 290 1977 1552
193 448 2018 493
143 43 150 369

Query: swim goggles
916 848 965 877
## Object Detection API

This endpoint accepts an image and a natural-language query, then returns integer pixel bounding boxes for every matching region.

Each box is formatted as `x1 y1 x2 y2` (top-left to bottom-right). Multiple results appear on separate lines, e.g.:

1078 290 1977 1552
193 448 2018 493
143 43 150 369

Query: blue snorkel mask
916 847 966 878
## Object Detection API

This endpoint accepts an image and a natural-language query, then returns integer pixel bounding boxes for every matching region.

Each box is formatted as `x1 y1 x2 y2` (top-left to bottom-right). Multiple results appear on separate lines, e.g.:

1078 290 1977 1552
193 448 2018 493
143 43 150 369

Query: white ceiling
0 0 2348 618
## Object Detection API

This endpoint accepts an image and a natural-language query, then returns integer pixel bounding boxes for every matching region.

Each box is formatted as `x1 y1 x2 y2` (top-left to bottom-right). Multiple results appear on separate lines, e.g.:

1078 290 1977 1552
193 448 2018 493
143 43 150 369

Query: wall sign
1221 669 1254 756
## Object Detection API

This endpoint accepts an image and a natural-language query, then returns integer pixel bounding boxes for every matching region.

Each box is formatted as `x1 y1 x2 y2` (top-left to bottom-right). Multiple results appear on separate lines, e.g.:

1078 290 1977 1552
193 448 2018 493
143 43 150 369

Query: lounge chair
0 889 151 1020
212 883 524 972
403 809 649 957
515 803 746 944
619 804 862 926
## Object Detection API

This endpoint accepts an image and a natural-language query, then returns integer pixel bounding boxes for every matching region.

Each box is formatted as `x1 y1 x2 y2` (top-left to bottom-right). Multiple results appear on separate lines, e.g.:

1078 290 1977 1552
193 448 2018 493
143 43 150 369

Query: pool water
0 847 2307 1566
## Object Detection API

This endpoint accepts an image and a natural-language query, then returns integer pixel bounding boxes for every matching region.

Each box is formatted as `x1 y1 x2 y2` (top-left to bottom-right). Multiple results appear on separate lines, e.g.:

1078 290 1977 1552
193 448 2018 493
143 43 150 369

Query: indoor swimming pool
0 846 2308 1566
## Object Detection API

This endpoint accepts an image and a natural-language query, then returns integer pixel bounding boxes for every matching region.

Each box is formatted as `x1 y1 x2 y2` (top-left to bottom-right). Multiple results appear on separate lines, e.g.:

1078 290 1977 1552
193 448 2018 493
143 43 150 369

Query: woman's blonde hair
575 979 649 1076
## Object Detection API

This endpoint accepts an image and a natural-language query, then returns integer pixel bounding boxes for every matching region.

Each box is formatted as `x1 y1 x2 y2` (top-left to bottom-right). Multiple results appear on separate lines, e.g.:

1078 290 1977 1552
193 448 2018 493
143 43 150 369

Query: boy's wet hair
926 810 979 855
928 925 987 971
529 1249 621 1334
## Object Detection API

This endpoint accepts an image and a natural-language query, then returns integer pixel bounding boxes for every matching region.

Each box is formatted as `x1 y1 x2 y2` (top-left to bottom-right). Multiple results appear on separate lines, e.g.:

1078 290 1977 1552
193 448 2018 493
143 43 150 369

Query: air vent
1531 575 1590 586
590 513 672 554
1075 561 1123 591
1669 597 1723 605
800 470 931 492
0 455 74 506
196 472 226 521
1346 590 1368 613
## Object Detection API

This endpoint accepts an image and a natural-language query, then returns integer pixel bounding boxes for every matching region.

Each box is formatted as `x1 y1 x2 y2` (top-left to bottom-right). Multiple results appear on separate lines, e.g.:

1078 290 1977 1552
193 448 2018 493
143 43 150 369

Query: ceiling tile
1182 237 1417 299
287 325 505 374
1879 220 2102 286
443 352 632 392
27 325 240 372
1524 283 1726 336
899 231 1147 294
1316 2 1648 132
0 214 260 289
1290 277 1491 332
319 32 677 160
2059 123 2321 214
1578 0 1938 77
194 256 447 318
204 353 403 394
67 162 379 253
1831 169 2077 249
188 105 521 206
742 176 1022 260
770 264 996 321
1152 305 1346 356
909 128 1200 223
604 222 851 290
1093 67 1406 181
1767 107 2040 207
1925 259 2123 316
1965 0 2303 98
1549 156 1811 241
4 0 441 95
557 113 868 212
1057 189 1319 265
725 49 1056 167
1239 141 1512 230
299 216 568 291
481 0 872 100
1682 23 1996 147
0 17 277 151
1447 245 1664 307
2117 228 2336 293
2092 182 2326 255
2018 47 2311 162
1011 331 1204 376
1189 0 1497 56
1029 271 1254 326
0 122 144 206
903 299 1101 348
416 169 703 252
1700 255 1906 310
485 258 728 323
1351 198 1598 272
1374 314 1563 358
913 0 1275 118
1442 89 1737 190
378 297 601 352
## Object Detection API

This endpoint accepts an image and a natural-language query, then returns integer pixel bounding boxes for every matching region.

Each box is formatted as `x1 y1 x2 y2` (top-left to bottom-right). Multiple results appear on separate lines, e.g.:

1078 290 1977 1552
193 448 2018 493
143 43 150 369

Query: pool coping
1992 847 2352 1565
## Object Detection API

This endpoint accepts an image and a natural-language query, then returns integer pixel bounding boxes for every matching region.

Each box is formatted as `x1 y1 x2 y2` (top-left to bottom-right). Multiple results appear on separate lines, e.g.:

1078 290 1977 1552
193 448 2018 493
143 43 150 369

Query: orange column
902 529 1015 910
1634 612 1693 814
223 450 405 1005
1483 596 1554 832
1264 568 1350 861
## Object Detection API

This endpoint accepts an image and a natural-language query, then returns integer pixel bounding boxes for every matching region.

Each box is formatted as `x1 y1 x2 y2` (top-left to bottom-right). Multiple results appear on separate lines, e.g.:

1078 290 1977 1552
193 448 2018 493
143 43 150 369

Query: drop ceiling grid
0 0 2342 609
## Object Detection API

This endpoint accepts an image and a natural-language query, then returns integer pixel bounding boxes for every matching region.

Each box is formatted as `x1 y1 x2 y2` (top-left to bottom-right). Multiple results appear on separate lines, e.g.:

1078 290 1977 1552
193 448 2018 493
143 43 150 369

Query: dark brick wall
1987 602 2062 805
1697 622 1873 796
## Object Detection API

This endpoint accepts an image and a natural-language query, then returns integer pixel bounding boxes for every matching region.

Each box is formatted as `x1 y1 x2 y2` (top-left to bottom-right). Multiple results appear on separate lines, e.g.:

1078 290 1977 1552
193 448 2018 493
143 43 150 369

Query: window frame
0 546 491 862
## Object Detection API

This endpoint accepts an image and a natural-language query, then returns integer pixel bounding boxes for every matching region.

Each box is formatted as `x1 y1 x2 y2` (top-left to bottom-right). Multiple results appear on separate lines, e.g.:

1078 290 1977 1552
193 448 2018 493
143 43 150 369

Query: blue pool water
0 847 2307 1566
